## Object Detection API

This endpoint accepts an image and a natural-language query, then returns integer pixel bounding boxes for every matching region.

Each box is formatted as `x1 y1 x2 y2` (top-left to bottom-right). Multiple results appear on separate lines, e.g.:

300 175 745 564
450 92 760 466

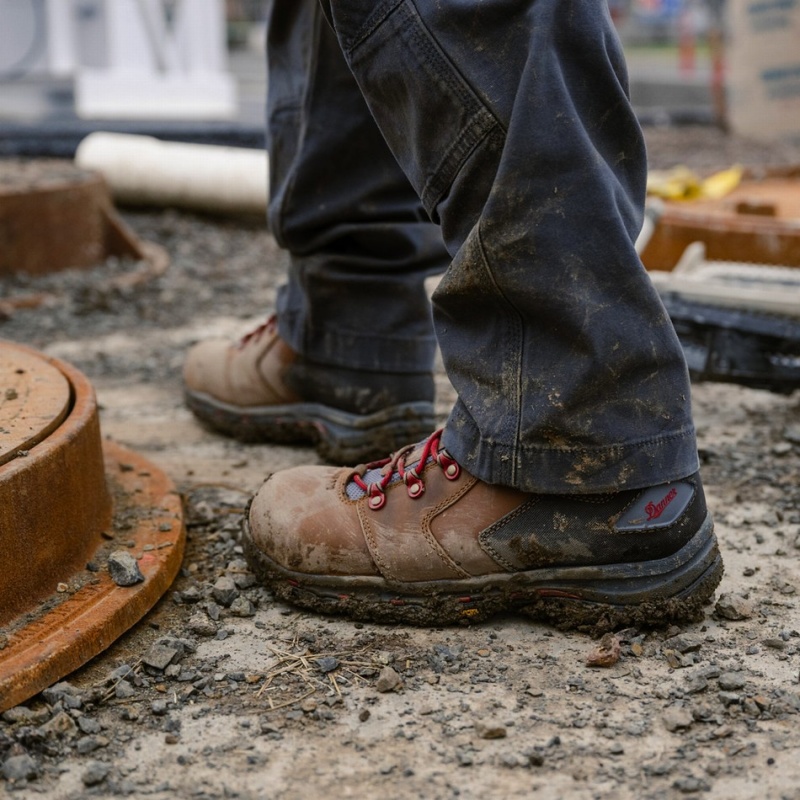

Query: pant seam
421 116 498 212
348 0 505 215
344 0 403 53
399 1 505 211
474 222 524 485
271 7 325 254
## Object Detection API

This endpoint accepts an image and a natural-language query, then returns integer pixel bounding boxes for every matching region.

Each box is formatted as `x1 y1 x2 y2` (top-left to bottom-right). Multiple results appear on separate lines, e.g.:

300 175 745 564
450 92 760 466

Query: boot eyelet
407 480 424 499
444 463 460 480
368 493 386 510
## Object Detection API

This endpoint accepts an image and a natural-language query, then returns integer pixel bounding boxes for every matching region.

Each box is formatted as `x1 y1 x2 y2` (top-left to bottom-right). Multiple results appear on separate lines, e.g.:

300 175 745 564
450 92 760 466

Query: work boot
183 317 436 463
243 429 724 633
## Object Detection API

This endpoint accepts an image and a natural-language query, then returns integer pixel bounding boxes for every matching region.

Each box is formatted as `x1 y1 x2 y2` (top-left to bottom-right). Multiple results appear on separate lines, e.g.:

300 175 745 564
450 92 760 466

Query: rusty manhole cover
0 160 169 317
0 341 185 712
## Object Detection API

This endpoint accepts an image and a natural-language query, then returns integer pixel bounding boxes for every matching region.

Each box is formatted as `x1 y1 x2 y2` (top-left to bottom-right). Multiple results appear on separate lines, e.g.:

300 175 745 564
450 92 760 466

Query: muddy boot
182 317 436 464
243 429 723 633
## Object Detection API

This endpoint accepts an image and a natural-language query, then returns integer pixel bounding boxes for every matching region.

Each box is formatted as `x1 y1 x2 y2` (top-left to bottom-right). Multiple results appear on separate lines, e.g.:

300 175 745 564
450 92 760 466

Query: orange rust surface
642 172 800 270
0 172 111 275
0 341 112 625
0 439 185 712
0 340 185 711
0 348 70 467
0 167 148 276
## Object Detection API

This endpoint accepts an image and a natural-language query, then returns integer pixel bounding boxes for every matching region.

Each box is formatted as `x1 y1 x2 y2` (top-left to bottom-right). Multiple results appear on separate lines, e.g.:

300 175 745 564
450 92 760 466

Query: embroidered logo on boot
645 487 678 521
615 482 694 532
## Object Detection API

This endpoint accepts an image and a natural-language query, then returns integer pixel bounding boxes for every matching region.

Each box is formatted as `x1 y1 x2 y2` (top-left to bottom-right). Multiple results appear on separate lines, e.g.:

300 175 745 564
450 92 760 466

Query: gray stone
2 754 37 782
40 711 78 739
151 699 169 716
42 681 80 706
316 657 339 674
142 643 180 671
76 735 104 755
211 576 239 607
376 666 402 693
115 680 136 699
107 551 144 587
715 592 753 621
663 707 694 732
673 776 711 794
233 573 257 590
230 596 255 617
120 706 140 721
718 672 746 691
81 760 110 787
187 612 217 637
179 586 203 603
77 716 102 735
684 675 709 695
2 707 37 725
664 634 703 654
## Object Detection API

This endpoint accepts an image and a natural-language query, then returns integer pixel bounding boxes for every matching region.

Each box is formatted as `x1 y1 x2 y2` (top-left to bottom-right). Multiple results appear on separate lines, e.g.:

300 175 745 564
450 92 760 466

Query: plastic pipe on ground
75 132 268 216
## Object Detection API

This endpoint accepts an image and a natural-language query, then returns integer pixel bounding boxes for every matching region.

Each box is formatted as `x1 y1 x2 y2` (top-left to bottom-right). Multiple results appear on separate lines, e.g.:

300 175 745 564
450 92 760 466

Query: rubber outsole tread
241 515 724 635
185 390 436 464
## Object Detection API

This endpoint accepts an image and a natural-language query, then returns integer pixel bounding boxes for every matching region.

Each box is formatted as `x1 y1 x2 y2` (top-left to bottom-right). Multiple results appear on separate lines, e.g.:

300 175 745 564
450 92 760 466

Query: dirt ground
1 125 800 800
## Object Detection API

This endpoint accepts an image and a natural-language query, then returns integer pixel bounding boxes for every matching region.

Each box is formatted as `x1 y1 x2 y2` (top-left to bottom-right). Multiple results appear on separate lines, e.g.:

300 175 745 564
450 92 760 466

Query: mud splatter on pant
267 0 698 494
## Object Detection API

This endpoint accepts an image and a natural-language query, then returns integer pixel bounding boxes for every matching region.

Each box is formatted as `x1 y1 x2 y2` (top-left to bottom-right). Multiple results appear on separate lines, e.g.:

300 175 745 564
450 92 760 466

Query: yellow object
701 165 744 199
647 166 702 200
647 165 743 201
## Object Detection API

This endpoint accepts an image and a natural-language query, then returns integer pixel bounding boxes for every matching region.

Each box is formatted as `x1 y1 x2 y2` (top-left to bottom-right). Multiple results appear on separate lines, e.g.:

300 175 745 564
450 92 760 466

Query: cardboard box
727 0 800 144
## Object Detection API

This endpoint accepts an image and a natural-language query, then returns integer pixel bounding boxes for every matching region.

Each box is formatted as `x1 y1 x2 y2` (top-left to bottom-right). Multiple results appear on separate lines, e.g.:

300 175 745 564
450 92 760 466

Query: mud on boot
183 317 435 464
242 429 723 633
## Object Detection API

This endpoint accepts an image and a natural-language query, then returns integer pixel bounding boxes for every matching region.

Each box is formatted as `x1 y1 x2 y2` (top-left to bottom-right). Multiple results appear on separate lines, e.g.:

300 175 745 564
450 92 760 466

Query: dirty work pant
267 0 699 494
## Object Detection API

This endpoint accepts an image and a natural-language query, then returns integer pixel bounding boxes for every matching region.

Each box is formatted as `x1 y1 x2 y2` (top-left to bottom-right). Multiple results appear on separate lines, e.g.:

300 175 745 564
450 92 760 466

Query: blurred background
0 0 797 154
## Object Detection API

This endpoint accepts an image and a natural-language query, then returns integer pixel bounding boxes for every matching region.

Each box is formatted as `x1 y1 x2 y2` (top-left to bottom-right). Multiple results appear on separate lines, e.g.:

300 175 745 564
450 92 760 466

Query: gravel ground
1 125 800 800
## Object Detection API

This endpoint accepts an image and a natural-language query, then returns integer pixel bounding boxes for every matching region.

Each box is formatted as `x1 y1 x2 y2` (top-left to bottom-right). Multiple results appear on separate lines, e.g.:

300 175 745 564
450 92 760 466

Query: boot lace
237 314 277 349
351 429 461 511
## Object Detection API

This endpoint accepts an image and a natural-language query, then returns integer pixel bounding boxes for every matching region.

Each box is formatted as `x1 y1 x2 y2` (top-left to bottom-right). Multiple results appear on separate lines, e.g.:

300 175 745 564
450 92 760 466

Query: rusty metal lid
0 341 185 712
1 347 70 467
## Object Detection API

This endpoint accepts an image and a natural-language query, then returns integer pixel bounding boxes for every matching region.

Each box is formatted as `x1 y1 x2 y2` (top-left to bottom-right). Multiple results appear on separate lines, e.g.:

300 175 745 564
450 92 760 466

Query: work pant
266 0 699 494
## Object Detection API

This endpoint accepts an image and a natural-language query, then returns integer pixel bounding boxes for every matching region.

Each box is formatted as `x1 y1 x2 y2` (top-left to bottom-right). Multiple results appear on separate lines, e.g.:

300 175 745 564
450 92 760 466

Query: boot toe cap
248 467 378 577
183 340 232 399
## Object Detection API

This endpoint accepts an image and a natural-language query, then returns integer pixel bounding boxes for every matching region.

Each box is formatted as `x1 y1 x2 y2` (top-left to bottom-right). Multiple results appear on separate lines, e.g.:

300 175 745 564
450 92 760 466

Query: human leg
183 0 449 462
320 0 698 493
244 0 723 629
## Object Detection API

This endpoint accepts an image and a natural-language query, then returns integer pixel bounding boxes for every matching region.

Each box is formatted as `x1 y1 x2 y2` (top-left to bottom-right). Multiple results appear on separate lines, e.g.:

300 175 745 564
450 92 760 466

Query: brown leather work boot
243 429 724 633
183 317 436 463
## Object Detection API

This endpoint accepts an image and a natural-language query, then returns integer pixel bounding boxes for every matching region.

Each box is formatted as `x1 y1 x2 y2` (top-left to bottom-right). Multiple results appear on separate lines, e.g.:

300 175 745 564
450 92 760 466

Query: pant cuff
277 306 438 374
442 405 700 494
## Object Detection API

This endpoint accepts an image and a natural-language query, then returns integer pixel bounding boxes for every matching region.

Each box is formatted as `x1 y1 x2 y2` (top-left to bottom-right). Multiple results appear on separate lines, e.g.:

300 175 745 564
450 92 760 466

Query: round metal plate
0 341 185 712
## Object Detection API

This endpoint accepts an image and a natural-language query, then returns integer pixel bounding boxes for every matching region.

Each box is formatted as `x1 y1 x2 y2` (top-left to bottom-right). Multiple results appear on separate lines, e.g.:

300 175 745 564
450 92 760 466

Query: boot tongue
344 442 430 501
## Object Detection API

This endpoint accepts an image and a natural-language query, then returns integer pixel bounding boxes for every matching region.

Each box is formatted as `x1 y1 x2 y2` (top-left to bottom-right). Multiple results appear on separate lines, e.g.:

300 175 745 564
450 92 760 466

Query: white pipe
75 132 268 215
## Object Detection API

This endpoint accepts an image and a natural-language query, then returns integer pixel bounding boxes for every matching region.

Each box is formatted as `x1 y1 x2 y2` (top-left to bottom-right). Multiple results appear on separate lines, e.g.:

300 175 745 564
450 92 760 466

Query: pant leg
266 0 449 374
323 0 699 493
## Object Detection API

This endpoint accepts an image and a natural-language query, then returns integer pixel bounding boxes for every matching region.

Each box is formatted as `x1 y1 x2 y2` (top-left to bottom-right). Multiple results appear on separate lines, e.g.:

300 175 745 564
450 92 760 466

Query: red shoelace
237 314 277 349
352 429 461 510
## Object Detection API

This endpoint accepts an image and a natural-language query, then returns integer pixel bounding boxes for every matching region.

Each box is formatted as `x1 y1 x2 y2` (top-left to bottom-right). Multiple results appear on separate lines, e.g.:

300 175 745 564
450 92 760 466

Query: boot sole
241 513 723 635
184 390 436 464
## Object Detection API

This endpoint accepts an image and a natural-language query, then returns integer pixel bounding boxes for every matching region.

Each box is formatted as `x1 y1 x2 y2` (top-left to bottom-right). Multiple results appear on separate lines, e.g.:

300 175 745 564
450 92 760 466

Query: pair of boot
184 321 723 631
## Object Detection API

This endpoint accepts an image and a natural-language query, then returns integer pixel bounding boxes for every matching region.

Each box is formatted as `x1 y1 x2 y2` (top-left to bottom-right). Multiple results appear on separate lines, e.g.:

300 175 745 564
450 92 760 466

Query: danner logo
645 487 678 521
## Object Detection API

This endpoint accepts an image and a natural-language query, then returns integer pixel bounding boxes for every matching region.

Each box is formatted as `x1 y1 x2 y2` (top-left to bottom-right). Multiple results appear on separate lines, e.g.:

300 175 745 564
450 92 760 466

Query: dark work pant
267 0 699 494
